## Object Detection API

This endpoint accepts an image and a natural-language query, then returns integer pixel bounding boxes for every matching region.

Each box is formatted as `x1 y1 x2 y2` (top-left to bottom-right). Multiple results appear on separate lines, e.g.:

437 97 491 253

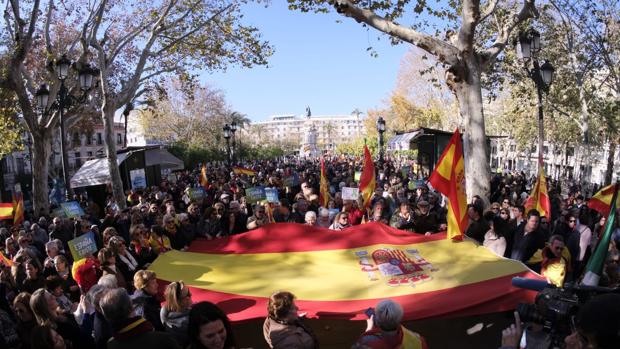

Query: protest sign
342 187 360 201
246 187 266 203
401 165 411 177
130 169 147 189
283 173 301 187
265 188 280 203
68 232 98 260
61 201 85 218
188 187 206 201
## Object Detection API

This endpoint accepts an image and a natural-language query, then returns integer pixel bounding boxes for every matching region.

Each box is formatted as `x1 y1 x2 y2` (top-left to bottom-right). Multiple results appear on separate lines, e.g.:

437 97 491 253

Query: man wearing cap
413 200 439 236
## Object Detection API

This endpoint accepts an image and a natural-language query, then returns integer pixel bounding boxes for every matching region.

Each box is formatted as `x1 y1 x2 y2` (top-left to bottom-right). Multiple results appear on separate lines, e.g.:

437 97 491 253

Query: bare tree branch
333 0 459 66
481 0 538 69
480 0 500 23
44 0 53 55
457 0 481 53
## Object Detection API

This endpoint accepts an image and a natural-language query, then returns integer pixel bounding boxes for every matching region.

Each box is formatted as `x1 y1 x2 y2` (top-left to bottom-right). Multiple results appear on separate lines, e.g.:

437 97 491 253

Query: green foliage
168 141 287 166
0 89 23 157
336 136 378 156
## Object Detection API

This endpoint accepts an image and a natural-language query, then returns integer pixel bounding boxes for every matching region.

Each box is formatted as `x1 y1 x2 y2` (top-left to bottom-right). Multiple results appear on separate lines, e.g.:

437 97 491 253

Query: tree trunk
454 59 491 203
31 128 52 217
604 138 617 186
102 103 127 209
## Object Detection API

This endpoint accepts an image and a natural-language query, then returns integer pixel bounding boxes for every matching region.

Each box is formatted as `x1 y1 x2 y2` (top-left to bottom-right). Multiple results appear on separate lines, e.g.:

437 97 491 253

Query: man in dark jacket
465 204 489 244
101 288 180 349
510 209 545 264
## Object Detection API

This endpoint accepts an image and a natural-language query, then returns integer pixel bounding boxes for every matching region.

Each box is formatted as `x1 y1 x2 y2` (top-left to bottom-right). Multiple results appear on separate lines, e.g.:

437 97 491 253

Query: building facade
248 114 365 149
489 138 620 186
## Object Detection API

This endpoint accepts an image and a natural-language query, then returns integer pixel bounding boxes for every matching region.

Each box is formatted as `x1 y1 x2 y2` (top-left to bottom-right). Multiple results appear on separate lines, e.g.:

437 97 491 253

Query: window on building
499 145 504 152
74 152 81 168
72 132 80 147
117 133 122 145
567 147 574 156
510 145 516 152
16 157 25 175
543 146 549 155
86 132 92 145
97 133 103 145
87 151 93 159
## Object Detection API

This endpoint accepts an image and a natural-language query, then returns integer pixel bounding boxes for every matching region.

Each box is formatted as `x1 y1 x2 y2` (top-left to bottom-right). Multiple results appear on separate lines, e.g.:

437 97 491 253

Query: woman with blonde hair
131 270 164 331
30 288 93 347
161 281 193 346
263 291 317 349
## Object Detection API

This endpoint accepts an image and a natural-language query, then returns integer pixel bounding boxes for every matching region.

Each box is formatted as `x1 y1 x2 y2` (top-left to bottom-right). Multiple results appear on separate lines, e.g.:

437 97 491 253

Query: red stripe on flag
158 271 540 322
187 222 446 254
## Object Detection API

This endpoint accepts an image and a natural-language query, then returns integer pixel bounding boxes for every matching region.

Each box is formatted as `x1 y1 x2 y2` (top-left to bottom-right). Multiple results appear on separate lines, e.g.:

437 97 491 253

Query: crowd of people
0 156 619 348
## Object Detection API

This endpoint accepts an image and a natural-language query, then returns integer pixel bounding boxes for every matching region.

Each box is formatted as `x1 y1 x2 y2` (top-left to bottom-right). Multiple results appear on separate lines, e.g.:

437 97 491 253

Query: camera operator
500 294 620 349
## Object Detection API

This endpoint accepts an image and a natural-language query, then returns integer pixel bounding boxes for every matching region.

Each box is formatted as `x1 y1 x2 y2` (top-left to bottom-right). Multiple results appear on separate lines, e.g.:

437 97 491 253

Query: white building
489 138 620 186
126 110 164 147
249 113 366 148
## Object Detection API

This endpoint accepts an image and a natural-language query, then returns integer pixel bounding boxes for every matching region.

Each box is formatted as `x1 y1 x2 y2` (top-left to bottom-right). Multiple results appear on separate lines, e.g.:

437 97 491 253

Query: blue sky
201 2 410 122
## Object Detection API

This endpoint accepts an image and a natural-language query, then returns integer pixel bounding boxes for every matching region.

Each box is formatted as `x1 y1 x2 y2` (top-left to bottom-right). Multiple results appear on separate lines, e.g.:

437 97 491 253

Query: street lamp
223 124 231 166
35 55 98 200
230 121 237 164
516 28 554 163
376 116 386 165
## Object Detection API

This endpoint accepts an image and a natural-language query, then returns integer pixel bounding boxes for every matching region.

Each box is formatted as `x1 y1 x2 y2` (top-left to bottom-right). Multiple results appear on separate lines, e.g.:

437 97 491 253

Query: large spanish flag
589 183 620 216
428 129 467 241
319 157 330 207
359 145 376 210
149 222 540 322
233 166 256 176
0 203 13 220
524 162 551 219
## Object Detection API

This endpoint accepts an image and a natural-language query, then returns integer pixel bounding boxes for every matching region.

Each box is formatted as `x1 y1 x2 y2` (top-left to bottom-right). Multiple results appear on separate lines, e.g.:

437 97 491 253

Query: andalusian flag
359 145 376 210
524 161 551 219
0 203 13 220
428 129 467 241
200 164 210 190
233 166 257 176
149 222 541 322
12 192 24 226
588 183 620 216
319 157 330 207
582 183 619 286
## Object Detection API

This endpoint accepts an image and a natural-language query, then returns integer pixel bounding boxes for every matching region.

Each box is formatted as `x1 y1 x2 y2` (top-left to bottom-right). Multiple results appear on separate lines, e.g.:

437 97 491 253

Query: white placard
342 187 360 201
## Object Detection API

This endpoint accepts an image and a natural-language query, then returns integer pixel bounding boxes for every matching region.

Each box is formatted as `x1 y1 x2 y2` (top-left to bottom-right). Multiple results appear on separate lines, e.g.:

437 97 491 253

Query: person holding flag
524 159 551 221
200 164 210 190
428 128 468 241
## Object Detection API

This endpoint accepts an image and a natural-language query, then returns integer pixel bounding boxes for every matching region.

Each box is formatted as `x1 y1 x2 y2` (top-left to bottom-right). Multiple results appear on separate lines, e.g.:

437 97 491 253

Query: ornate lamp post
376 116 386 165
230 121 237 164
223 124 231 166
35 55 98 200
516 29 554 163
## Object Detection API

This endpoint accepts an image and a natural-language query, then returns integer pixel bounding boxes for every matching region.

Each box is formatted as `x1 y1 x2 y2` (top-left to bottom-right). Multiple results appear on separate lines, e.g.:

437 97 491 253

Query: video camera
512 277 620 348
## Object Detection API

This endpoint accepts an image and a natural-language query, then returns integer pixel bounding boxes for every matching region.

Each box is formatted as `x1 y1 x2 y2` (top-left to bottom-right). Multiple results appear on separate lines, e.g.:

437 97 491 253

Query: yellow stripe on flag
150 239 527 301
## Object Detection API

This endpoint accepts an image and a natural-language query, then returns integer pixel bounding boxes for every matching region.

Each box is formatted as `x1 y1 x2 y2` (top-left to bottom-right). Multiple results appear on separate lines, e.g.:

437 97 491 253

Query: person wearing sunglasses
161 281 193 347
246 204 269 231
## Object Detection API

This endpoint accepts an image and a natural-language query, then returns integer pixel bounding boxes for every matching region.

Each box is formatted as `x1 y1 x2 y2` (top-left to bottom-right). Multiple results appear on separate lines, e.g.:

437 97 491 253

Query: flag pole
581 181 619 286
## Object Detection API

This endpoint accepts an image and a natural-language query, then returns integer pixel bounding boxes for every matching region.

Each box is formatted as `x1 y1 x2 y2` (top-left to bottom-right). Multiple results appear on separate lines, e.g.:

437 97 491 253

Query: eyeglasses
568 219 577 223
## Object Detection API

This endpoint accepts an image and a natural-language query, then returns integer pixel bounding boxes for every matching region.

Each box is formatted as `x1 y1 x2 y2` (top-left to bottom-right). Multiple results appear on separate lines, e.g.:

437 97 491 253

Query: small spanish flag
0 203 13 220
200 164 210 190
0 251 13 267
319 157 330 207
358 145 376 210
233 166 257 176
524 160 551 219
12 192 24 226
428 128 467 241
589 183 620 216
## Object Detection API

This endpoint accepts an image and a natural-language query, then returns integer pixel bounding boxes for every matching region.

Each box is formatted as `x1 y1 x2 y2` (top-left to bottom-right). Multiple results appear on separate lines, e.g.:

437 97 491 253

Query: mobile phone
364 307 374 318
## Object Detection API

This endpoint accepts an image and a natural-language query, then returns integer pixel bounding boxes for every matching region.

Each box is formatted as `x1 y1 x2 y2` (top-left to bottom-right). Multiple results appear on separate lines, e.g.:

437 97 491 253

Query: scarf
113 316 154 341
118 252 139 271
